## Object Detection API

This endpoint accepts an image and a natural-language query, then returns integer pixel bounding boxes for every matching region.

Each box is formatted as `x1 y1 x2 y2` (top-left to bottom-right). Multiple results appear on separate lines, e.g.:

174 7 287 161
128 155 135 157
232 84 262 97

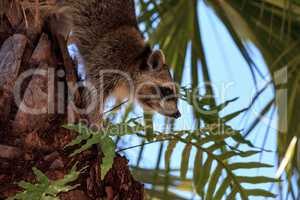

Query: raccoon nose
171 111 181 119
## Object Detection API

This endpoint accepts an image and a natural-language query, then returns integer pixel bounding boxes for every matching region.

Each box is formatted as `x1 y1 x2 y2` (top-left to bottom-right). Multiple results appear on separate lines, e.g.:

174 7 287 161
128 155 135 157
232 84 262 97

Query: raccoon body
62 0 181 122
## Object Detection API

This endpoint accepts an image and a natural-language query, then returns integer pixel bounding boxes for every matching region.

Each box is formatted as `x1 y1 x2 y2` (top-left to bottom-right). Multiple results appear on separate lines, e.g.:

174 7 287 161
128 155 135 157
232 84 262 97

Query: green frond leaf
33 167 49 185
165 140 178 170
228 162 273 170
180 143 192 180
218 150 260 160
195 158 213 196
100 137 115 179
199 134 233 145
7 165 82 200
193 149 203 190
213 177 231 200
205 164 223 200
236 176 279 184
64 123 118 179
222 108 247 122
226 187 239 200
245 189 277 198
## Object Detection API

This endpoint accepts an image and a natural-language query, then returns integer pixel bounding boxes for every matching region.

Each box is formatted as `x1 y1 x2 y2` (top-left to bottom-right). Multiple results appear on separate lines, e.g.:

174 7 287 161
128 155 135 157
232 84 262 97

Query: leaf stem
117 139 167 153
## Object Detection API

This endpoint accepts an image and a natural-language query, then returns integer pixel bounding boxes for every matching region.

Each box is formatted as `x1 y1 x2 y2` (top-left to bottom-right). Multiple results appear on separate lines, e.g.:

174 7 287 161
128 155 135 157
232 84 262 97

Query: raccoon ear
147 50 165 70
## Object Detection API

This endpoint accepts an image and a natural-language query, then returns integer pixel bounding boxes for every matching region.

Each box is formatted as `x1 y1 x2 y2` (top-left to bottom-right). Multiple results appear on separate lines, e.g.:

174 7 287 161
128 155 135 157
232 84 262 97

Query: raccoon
63 0 181 122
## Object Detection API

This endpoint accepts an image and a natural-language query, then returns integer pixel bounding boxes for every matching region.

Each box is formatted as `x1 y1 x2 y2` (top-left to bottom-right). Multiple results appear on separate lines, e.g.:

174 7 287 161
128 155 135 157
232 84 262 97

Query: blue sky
117 2 281 199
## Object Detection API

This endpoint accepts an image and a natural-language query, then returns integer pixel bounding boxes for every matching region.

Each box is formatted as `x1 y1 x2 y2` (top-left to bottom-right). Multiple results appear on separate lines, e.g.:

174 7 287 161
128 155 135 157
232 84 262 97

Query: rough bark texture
0 1 144 199
0 34 27 128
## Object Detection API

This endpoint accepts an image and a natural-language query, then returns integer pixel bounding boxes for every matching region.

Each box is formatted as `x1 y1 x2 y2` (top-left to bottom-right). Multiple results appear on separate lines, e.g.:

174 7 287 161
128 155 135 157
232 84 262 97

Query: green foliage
152 125 278 199
63 123 115 180
7 165 82 200
131 92 278 199
63 119 144 179
137 0 300 197
99 137 115 179
61 88 278 199
206 1 300 198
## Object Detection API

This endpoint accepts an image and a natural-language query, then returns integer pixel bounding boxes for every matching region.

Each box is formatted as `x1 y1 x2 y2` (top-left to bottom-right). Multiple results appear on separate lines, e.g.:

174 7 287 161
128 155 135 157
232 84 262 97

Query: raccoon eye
159 87 174 98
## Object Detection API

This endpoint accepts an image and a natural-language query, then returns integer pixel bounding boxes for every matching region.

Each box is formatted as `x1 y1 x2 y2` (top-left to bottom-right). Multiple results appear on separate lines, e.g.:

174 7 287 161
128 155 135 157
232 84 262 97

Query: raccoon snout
170 111 181 119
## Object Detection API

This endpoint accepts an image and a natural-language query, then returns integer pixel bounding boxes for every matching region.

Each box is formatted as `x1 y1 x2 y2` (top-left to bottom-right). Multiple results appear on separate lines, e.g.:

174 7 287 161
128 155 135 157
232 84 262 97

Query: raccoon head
135 48 181 119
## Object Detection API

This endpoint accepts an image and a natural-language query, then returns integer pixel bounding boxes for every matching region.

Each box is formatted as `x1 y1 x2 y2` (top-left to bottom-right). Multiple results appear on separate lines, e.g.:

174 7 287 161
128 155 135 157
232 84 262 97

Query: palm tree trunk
0 1 144 199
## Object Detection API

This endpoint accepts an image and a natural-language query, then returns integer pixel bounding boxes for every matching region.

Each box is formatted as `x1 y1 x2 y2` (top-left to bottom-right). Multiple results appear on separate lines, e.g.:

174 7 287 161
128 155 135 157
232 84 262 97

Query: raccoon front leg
83 74 118 124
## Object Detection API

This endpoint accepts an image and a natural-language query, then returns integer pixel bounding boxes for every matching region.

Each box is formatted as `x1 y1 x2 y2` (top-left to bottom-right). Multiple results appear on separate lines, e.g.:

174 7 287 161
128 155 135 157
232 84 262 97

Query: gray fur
62 0 180 121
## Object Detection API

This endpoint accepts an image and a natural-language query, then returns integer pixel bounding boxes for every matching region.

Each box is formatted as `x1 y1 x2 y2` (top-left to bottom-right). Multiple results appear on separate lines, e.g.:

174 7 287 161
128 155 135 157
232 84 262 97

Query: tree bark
0 1 144 199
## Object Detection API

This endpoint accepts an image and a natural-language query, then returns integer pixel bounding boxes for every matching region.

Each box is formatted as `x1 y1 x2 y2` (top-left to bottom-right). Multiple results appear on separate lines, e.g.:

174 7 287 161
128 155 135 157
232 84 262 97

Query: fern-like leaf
7 165 82 200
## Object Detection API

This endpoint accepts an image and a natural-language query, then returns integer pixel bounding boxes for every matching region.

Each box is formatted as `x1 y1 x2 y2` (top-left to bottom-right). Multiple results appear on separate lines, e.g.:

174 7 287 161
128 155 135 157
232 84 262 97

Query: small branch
117 139 166 153
102 100 129 116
